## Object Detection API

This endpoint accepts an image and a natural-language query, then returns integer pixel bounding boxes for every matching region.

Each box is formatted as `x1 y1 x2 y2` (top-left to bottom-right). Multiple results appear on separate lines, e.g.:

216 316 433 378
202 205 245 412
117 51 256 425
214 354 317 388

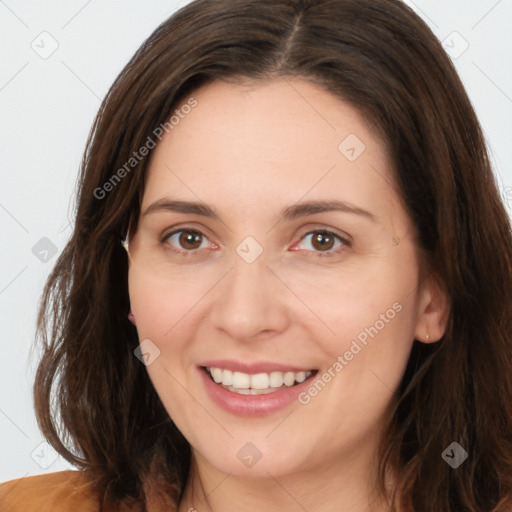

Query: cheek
291 258 418 416
290 286 416 450
327 288 414 361
289 257 417 354
127 268 205 338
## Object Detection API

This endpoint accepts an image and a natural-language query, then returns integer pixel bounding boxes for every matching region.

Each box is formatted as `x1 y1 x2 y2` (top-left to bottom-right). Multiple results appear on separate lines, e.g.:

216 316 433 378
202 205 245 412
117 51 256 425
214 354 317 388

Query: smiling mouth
202 366 318 395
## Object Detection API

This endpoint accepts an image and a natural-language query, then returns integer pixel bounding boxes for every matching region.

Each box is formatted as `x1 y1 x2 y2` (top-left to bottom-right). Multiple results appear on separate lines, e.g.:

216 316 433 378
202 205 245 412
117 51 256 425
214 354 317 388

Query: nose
210 252 291 342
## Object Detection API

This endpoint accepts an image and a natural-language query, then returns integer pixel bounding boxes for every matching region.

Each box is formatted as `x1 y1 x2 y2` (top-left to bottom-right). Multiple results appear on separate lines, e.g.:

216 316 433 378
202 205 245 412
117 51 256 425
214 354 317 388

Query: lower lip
198 367 317 417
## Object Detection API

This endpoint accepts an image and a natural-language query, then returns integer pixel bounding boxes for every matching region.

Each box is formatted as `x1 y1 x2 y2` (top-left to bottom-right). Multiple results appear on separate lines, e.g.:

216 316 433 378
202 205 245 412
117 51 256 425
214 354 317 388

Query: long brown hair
33 0 512 510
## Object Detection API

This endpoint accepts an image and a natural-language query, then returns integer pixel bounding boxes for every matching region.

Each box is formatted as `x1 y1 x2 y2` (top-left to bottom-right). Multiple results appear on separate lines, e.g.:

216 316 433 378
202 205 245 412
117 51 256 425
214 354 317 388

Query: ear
414 273 450 343
128 309 137 326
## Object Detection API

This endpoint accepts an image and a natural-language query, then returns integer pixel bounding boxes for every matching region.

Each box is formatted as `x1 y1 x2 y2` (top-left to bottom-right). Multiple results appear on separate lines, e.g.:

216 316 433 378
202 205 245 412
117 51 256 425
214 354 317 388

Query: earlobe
414 274 450 344
128 310 136 325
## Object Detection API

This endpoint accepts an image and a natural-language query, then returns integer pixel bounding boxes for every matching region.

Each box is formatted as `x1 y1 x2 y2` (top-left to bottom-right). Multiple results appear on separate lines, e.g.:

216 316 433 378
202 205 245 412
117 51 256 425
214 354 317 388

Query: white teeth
269 371 283 387
222 369 233 386
250 373 269 390
283 372 295 386
206 367 313 393
295 371 306 383
211 367 223 384
232 371 250 389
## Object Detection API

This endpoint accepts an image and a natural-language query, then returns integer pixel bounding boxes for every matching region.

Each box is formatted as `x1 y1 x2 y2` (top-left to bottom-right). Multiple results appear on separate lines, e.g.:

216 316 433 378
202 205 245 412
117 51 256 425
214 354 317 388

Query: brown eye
178 231 203 250
311 232 336 251
294 230 351 257
163 229 209 253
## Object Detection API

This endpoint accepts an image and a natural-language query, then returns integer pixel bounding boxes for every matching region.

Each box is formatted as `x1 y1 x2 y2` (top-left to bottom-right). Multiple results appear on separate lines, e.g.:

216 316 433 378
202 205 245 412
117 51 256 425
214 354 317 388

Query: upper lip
199 359 317 374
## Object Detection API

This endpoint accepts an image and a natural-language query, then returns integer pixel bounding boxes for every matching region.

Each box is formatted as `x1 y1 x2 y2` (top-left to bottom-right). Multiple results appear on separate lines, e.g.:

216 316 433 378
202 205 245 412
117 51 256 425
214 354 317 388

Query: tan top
0 470 181 511
0 471 99 512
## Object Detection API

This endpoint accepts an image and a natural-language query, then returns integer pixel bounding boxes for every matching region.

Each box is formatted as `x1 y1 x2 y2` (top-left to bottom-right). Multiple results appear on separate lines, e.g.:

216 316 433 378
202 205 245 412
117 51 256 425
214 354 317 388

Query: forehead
142 77 399 220
159 77 386 164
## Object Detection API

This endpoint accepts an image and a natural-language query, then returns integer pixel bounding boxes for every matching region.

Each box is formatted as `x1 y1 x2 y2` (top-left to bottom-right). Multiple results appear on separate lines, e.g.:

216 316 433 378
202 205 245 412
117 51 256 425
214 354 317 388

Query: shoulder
0 470 99 512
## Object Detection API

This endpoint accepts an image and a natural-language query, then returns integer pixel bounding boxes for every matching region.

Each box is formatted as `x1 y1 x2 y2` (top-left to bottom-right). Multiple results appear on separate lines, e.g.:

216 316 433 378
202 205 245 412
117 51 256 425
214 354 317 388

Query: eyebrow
142 198 377 223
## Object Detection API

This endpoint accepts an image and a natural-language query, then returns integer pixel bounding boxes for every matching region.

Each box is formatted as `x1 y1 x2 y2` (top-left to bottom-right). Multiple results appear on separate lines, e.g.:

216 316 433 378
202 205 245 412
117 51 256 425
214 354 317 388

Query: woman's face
127 78 447 480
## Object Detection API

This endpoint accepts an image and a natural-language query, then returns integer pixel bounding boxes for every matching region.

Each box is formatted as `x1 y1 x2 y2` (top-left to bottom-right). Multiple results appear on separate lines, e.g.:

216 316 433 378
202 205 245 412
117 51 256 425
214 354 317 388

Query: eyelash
160 227 351 258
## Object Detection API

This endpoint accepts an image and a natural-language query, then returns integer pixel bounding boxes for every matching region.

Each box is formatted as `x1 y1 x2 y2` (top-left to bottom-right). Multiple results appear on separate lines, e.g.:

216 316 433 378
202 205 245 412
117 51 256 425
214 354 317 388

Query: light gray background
1 0 511 483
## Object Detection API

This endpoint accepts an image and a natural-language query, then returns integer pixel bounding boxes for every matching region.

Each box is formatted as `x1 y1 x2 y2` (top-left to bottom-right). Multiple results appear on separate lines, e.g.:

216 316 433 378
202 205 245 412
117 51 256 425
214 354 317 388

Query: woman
1 0 511 510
